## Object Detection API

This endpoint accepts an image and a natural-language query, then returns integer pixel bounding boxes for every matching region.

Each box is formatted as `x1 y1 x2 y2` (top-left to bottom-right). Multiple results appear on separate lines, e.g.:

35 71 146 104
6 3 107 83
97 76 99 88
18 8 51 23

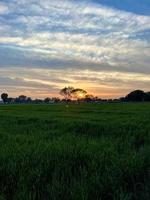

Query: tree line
1 88 150 104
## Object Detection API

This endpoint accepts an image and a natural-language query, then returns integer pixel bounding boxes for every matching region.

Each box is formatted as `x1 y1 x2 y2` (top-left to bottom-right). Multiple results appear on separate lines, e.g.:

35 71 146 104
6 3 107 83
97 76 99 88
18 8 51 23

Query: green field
0 103 149 200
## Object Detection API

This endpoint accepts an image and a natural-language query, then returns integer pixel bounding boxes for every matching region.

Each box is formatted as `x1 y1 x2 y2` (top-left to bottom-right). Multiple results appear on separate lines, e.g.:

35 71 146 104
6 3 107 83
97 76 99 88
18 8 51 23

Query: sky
0 0 150 99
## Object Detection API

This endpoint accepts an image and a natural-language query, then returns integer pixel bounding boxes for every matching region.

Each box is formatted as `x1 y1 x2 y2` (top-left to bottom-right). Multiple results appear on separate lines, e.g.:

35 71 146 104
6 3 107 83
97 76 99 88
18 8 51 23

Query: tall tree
71 88 87 99
84 94 94 102
1 93 8 104
60 87 74 100
145 92 150 101
125 90 146 102
18 95 27 103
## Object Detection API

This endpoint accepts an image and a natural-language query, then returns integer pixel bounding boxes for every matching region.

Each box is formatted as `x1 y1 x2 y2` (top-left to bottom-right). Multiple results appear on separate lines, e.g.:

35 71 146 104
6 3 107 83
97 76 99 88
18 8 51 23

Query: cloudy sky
0 0 150 98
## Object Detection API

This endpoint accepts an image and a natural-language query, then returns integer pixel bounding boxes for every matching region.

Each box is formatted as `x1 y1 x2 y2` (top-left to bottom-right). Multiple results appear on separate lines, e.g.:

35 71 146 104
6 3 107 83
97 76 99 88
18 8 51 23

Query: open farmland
0 103 149 200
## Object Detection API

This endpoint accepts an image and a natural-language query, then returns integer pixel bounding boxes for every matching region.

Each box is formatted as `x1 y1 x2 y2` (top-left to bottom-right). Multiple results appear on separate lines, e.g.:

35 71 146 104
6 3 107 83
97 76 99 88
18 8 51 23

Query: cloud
0 67 150 98
0 0 149 72
0 3 8 14
0 0 150 97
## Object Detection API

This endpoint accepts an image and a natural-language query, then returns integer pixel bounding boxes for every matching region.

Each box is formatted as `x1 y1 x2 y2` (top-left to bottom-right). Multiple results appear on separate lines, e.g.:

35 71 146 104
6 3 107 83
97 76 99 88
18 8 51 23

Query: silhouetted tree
1 93 8 104
119 97 126 102
52 97 60 103
33 99 43 104
125 90 146 102
60 87 74 100
84 94 94 102
44 97 51 103
145 92 150 101
71 88 87 99
7 97 15 104
26 97 32 103
18 95 27 103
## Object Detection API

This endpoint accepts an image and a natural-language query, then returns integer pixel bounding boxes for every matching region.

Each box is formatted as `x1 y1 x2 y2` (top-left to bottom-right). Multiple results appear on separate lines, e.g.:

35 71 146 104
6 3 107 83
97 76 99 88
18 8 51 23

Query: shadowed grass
0 103 149 200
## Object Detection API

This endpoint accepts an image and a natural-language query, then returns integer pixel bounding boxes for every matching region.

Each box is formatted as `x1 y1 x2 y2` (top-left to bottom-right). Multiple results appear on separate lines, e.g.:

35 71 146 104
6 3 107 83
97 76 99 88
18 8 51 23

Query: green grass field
0 103 149 200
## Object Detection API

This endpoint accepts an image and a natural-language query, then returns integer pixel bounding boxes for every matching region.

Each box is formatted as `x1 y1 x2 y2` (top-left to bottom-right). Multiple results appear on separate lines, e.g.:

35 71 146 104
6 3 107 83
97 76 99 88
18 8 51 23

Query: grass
0 103 149 200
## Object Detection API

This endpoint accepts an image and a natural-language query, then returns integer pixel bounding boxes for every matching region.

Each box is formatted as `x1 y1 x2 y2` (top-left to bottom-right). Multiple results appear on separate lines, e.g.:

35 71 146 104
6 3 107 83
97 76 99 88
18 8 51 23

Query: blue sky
0 0 150 98
94 0 150 15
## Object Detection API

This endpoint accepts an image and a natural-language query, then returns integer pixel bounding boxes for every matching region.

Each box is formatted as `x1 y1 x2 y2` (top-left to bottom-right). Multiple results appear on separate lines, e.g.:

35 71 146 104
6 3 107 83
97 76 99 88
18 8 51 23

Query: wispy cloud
0 67 150 98
0 3 8 15
0 0 150 97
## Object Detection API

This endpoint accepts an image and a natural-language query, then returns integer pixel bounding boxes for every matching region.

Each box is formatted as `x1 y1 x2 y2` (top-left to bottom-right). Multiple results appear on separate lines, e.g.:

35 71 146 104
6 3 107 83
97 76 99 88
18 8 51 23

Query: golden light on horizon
77 93 85 99
0 67 150 99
